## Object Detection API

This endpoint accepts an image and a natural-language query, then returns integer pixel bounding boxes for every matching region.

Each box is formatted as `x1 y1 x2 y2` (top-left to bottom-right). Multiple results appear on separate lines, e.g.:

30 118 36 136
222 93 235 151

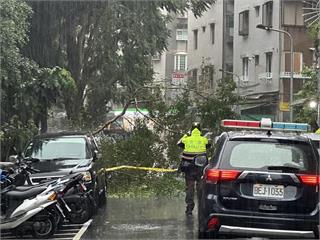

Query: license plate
253 184 284 198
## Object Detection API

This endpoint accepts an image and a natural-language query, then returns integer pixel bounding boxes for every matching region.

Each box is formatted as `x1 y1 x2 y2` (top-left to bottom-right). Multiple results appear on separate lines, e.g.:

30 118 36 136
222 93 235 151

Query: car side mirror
8 155 18 163
93 150 102 161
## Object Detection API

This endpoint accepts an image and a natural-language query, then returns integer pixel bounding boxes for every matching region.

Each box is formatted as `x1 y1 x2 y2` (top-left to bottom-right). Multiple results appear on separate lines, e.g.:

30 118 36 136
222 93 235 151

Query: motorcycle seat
5 187 46 200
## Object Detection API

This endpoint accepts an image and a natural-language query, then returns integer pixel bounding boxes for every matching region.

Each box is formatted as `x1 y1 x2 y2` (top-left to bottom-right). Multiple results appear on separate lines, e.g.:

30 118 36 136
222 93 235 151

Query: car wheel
65 195 93 224
93 181 100 210
313 226 319 239
99 185 107 207
198 190 208 238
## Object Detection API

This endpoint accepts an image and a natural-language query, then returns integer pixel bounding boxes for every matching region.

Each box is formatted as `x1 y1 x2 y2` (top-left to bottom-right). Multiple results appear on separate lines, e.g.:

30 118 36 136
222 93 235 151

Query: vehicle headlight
81 171 92 182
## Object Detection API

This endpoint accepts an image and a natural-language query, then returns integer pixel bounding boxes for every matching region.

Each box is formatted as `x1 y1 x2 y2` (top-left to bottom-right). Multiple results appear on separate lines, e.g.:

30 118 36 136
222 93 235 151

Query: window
255 6 260 17
242 57 249 77
176 29 188 41
220 141 315 172
262 1 273 27
193 29 198 49
192 69 197 79
283 52 303 72
266 52 272 72
210 23 215 44
202 26 206 32
283 1 304 26
255 55 259 65
239 10 249 36
174 54 187 71
25 137 89 160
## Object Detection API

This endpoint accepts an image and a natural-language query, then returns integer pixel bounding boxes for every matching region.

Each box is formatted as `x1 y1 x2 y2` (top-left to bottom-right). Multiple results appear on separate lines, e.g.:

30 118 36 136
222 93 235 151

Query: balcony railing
280 72 311 79
258 72 273 81
240 75 249 83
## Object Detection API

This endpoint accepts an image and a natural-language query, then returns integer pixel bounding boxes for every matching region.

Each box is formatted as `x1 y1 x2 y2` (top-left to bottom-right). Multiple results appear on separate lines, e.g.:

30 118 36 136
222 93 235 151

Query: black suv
198 121 319 239
21 132 107 206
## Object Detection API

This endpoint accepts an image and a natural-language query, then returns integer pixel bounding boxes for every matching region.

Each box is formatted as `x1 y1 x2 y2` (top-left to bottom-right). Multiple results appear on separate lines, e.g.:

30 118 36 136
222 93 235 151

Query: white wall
187 0 224 83
233 0 281 94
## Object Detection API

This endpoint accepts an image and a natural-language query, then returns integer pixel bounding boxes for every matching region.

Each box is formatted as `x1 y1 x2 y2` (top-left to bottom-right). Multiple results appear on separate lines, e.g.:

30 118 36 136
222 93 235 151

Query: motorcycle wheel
48 206 64 229
65 195 92 224
31 211 57 239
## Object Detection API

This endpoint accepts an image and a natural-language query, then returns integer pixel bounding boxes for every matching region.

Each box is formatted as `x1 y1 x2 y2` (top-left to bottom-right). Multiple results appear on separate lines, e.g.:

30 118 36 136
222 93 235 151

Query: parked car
17 132 106 207
198 119 319 239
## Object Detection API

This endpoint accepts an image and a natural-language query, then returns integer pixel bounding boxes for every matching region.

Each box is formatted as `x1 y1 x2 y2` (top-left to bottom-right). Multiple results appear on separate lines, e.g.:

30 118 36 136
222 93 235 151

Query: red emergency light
221 120 260 128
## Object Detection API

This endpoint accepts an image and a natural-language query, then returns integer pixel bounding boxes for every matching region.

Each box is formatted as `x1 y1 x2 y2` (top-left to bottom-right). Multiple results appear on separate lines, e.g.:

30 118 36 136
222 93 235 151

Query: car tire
65 195 93 224
313 226 319 239
98 185 107 207
198 189 208 238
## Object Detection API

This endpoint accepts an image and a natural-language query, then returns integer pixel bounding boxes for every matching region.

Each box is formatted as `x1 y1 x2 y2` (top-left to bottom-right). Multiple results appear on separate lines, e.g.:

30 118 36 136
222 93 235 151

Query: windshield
25 137 89 160
220 140 317 173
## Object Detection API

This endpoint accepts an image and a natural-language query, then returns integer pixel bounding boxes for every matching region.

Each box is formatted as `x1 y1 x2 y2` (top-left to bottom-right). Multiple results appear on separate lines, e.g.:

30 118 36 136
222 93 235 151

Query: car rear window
220 139 317 173
25 137 89 160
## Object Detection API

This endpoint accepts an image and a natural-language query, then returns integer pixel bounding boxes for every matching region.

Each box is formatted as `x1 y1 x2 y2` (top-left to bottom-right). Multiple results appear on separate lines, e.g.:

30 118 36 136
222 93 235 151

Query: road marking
0 220 90 240
73 219 93 240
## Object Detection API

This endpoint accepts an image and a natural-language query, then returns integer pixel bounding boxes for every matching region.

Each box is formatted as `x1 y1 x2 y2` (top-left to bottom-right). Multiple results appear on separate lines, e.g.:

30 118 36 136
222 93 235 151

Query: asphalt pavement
82 196 198 239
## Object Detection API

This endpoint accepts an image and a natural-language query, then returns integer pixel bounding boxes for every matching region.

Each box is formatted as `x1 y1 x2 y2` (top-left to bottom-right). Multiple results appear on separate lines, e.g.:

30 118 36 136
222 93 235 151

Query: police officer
177 122 211 216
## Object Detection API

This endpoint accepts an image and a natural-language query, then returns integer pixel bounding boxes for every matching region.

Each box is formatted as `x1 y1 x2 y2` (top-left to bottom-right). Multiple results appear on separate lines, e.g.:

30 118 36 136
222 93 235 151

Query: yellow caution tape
101 165 178 173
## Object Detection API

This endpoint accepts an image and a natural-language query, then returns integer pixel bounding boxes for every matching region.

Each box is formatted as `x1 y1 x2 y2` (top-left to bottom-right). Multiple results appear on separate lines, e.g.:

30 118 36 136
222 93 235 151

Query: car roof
225 130 310 142
33 131 90 139
301 133 320 141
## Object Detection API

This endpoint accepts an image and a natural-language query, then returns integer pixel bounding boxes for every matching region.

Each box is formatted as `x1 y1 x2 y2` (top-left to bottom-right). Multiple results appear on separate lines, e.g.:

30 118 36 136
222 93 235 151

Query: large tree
24 0 215 127
0 0 77 160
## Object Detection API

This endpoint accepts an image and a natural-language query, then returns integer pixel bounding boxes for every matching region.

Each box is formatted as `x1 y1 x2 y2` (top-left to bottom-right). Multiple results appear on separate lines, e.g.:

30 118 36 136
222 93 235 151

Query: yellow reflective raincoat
181 128 208 154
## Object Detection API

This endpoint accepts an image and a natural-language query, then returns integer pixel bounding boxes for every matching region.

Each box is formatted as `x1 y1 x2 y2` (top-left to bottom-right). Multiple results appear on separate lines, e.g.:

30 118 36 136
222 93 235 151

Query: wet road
82 196 199 239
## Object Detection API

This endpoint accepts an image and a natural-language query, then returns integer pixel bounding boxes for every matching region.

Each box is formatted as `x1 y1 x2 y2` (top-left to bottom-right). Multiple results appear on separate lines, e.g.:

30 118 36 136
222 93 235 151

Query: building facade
187 0 235 101
233 0 314 121
152 12 188 105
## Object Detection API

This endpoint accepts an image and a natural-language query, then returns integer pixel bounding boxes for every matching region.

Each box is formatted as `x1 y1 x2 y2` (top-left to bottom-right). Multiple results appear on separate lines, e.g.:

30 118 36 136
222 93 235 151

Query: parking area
0 220 92 240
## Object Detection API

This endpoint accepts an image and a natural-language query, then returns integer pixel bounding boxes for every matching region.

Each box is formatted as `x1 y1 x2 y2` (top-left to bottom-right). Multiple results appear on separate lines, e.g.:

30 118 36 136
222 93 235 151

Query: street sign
279 102 290 112
172 72 187 85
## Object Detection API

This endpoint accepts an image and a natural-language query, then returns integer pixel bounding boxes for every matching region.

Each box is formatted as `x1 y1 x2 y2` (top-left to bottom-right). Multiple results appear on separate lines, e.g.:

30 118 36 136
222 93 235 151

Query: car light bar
221 118 310 132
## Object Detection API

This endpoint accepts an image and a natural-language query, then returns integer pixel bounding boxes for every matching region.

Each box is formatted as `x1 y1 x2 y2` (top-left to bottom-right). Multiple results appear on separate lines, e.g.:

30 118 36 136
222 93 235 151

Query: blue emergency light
221 118 310 132
272 122 309 131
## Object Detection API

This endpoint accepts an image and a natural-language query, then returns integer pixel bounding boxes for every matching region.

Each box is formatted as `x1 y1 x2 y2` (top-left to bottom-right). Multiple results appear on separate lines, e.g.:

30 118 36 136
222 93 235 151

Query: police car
302 133 320 154
198 119 319 239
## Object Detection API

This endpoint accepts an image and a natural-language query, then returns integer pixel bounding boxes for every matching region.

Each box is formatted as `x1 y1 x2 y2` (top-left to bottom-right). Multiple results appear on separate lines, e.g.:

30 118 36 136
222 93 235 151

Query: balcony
240 75 249 84
280 72 311 79
258 72 272 82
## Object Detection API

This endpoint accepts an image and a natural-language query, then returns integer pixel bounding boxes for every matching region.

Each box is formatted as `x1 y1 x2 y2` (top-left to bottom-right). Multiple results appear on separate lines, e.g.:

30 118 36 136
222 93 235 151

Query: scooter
0 181 59 238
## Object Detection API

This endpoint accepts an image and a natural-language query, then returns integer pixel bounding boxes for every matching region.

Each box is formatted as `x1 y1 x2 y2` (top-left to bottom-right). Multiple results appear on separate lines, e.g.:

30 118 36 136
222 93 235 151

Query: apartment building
152 12 188 105
187 0 234 100
233 0 314 121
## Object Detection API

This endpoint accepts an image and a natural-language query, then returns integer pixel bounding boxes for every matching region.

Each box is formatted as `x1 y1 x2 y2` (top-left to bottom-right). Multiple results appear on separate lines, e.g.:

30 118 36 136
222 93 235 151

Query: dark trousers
184 167 202 212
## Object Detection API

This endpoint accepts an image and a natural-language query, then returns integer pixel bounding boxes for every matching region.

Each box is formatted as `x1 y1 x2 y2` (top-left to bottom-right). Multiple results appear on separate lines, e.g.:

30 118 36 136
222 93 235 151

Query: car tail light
207 217 219 230
298 174 320 185
206 169 241 183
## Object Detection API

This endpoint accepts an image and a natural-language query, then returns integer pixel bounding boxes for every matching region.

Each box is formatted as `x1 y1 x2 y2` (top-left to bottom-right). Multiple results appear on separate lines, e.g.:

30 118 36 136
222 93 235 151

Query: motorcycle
0 180 60 238
1 159 95 225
